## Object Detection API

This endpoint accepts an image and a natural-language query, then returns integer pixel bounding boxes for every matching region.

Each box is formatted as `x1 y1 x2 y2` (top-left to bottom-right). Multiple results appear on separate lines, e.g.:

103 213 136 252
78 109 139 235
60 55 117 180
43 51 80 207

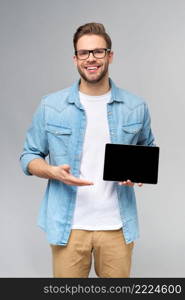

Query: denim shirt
20 78 155 245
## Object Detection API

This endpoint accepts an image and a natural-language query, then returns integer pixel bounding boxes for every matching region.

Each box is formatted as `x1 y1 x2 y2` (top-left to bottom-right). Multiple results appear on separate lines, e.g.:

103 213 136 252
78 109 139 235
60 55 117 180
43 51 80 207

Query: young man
20 22 155 278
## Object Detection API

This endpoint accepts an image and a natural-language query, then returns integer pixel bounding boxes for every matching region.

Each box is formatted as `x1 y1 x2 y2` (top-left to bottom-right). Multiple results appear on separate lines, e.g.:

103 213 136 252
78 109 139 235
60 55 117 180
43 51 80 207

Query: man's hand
118 179 143 187
51 164 94 186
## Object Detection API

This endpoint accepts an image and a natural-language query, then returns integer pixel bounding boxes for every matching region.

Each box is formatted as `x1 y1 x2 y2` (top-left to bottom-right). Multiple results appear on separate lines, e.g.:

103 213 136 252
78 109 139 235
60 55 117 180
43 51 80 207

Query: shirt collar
67 77 124 108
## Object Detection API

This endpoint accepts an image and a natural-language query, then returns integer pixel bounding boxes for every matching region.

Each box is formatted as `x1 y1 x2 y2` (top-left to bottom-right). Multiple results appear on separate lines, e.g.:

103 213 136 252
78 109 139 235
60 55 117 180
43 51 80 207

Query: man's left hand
118 180 143 187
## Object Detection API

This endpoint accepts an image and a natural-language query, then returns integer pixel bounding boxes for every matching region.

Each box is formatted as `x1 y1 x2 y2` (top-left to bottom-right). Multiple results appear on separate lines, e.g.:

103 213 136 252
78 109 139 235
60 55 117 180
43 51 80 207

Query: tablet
103 143 160 184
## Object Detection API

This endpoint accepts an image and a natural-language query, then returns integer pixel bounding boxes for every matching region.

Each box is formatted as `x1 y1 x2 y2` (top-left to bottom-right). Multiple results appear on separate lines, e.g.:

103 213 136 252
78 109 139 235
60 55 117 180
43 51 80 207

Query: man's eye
79 51 88 55
94 49 104 54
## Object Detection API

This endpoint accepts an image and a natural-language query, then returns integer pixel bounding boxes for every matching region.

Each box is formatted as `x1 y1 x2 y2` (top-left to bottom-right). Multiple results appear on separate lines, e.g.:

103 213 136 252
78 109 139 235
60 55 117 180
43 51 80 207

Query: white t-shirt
71 90 122 230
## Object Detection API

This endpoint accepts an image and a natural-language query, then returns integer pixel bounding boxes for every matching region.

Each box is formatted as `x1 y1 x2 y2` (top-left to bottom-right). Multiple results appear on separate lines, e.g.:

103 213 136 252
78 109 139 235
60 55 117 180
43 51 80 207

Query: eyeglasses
75 48 111 60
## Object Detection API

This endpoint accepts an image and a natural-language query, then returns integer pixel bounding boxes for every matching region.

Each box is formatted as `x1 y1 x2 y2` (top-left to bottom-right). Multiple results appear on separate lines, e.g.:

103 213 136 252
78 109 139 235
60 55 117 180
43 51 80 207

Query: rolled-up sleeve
137 103 156 146
19 97 49 175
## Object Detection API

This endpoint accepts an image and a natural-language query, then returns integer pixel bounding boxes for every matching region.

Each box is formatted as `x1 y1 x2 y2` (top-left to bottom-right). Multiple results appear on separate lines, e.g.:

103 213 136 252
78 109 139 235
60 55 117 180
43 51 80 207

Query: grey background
1 0 185 277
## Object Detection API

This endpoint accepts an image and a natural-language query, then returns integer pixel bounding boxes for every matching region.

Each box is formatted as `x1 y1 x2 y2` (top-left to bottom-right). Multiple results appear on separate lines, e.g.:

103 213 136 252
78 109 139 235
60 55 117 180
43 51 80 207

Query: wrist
47 165 57 180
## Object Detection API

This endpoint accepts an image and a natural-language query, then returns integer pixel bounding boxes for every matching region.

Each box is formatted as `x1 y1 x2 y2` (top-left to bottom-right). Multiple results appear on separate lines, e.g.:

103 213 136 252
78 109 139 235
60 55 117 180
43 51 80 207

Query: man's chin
81 75 104 84
86 78 101 84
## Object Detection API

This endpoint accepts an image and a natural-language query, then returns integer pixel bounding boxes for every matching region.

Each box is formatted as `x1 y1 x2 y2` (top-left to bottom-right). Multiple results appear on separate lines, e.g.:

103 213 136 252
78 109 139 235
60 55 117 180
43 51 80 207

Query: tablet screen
103 143 159 184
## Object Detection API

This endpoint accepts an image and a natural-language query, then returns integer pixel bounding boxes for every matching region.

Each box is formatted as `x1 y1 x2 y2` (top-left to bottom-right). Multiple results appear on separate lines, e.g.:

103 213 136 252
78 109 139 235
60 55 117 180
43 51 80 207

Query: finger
66 174 94 186
138 183 143 187
127 179 134 186
61 164 71 173
60 166 93 186
118 181 127 185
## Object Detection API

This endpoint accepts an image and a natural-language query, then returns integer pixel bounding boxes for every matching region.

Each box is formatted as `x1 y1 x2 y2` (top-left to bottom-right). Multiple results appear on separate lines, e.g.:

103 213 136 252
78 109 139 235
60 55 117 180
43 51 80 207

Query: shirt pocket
122 123 142 144
46 123 72 156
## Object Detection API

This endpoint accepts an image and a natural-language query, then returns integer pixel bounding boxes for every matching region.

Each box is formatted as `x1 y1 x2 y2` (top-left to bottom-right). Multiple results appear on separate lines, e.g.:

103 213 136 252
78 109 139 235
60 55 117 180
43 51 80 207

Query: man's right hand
51 164 94 186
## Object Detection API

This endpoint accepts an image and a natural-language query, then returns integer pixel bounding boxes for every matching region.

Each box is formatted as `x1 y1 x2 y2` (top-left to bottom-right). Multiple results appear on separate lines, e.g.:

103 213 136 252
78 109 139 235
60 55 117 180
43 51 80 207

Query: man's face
73 34 113 84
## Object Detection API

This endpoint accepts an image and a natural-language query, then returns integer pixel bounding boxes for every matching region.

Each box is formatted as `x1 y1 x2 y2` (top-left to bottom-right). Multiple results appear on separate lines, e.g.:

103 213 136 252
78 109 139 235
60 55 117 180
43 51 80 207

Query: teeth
87 67 98 70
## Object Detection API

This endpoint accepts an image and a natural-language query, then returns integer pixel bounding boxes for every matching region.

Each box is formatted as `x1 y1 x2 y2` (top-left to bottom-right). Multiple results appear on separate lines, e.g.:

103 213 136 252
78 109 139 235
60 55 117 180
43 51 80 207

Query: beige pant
50 228 134 278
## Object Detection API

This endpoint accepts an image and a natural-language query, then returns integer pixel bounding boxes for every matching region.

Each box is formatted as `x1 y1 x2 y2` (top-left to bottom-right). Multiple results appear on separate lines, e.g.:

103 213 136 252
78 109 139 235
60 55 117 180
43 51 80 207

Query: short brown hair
73 22 112 51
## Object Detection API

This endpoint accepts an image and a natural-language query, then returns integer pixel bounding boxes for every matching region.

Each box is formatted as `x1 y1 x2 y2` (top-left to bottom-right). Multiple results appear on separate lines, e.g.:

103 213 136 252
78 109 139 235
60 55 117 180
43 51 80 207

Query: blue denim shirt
20 78 155 245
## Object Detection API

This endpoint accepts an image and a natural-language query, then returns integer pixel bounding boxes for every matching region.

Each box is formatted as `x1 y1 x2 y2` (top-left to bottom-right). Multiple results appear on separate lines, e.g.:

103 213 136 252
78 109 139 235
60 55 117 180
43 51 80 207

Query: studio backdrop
0 0 185 277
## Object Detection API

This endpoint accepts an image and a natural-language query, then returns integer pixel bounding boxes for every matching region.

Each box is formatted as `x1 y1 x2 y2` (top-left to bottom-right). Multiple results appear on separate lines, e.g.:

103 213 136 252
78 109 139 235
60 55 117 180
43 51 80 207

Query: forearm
28 158 55 179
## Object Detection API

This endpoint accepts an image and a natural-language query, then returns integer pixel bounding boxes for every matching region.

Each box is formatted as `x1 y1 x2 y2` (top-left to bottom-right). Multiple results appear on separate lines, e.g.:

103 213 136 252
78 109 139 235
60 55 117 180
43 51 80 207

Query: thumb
61 164 71 172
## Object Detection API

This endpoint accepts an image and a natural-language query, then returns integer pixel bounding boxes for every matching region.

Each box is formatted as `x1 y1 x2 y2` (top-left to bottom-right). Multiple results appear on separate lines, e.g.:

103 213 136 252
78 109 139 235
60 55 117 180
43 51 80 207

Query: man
20 22 155 278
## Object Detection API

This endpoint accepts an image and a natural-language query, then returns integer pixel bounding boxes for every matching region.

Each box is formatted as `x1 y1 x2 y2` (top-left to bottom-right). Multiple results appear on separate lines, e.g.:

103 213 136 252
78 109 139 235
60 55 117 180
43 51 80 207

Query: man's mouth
85 65 101 73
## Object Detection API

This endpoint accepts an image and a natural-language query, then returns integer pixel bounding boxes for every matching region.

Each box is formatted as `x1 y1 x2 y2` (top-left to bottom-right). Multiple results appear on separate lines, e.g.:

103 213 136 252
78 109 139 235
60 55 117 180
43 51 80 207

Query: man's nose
87 52 96 61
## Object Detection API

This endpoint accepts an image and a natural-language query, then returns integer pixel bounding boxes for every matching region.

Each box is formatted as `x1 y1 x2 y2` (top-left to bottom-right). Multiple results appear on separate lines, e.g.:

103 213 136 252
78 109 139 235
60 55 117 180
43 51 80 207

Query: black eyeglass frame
74 48 111 60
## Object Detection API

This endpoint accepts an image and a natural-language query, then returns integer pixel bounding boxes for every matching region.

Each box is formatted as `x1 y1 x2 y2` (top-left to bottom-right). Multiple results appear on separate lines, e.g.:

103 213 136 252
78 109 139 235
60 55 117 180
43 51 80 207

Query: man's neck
79 76 110 96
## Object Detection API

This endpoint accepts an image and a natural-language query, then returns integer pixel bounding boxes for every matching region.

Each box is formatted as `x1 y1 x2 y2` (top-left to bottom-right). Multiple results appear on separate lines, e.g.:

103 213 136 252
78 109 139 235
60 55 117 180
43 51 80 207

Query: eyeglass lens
77 49 107 59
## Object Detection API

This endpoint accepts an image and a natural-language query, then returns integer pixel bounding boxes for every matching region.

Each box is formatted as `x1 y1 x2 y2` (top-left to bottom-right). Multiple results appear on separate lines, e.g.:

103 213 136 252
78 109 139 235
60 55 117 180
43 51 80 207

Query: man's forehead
76 34 106 49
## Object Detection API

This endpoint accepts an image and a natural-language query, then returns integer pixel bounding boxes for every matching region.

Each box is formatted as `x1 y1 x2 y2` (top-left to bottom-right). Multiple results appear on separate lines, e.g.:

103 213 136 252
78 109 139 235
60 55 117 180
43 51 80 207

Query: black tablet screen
103 143 159 184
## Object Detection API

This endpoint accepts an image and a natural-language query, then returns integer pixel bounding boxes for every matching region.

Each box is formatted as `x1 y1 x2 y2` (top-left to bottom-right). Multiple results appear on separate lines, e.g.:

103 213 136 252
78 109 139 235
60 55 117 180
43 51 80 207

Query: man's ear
109 51 114 64
73 55 77 66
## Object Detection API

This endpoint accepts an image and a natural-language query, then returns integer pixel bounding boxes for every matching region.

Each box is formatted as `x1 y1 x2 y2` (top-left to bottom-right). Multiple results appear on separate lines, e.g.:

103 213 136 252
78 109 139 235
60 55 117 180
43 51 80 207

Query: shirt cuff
20 154 43 176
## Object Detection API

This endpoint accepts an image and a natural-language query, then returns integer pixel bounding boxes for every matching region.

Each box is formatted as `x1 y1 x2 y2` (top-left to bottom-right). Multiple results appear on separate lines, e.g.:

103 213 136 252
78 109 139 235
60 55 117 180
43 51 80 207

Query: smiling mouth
85 66 101 73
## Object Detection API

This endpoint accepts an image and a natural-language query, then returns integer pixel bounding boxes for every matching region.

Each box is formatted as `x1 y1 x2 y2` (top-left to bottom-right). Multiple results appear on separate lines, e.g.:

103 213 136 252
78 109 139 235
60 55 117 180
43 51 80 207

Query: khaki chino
50 228 134 278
